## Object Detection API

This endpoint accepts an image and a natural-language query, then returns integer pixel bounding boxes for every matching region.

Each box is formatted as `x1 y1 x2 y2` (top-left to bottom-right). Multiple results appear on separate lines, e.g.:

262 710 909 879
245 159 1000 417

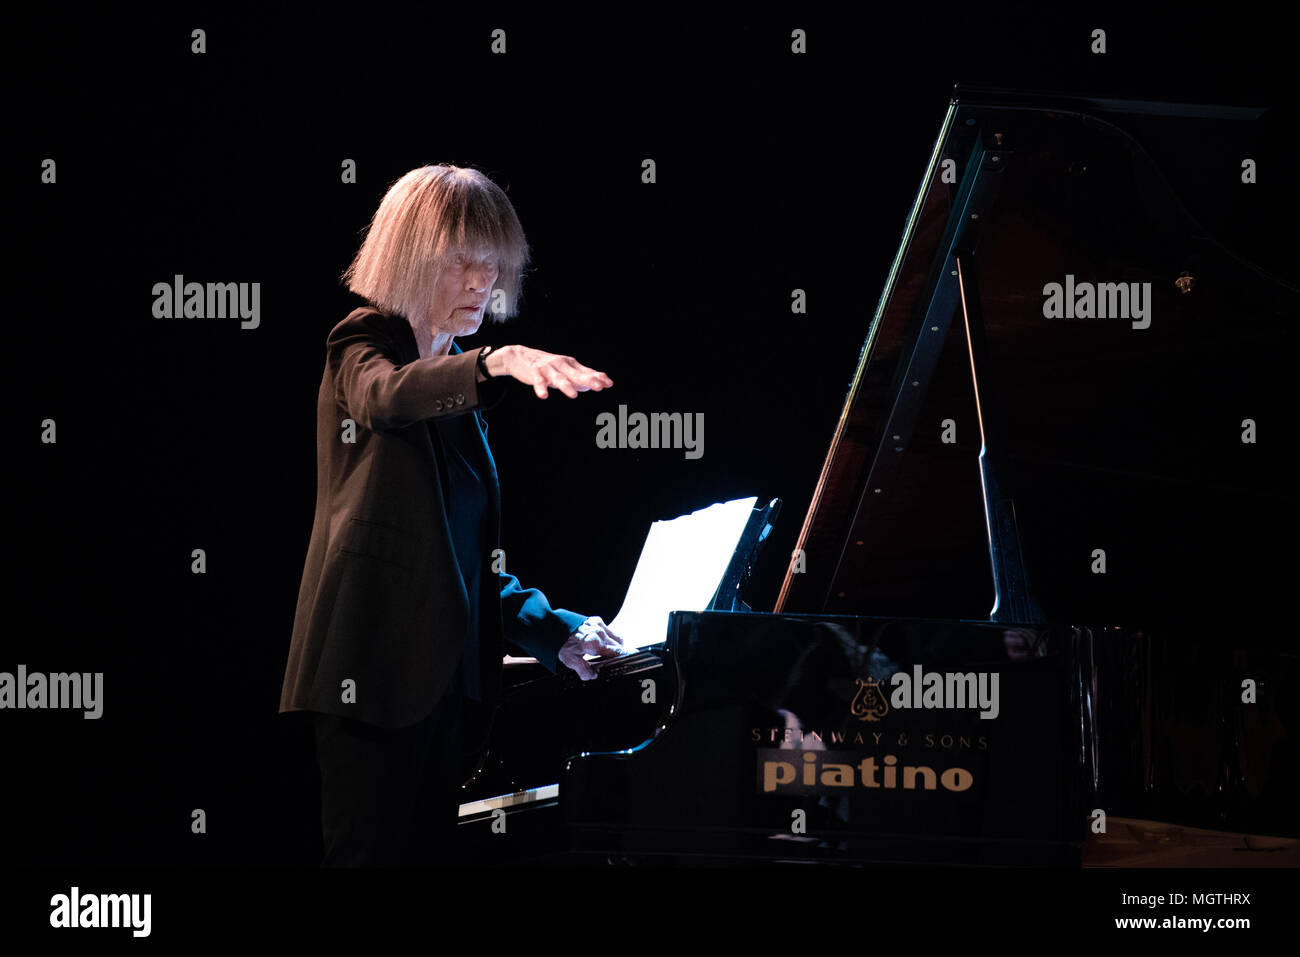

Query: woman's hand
487 344 612 399
558 616 626 680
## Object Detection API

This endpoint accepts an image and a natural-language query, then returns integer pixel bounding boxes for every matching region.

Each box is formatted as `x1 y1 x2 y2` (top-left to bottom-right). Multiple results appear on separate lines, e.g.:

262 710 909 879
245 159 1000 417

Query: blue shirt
428 408 489 701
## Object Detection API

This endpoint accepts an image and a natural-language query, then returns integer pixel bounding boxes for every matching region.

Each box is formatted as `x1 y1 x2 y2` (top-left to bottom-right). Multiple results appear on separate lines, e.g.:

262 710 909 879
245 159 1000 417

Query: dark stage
6 5 1297 943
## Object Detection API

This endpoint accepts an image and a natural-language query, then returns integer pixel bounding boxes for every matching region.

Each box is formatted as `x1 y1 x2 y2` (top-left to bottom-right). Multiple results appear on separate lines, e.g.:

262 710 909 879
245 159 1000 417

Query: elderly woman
279 164 624 866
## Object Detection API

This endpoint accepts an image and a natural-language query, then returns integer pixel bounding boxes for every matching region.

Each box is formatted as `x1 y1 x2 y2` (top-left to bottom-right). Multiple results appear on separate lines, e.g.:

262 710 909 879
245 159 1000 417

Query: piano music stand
706 497 782 613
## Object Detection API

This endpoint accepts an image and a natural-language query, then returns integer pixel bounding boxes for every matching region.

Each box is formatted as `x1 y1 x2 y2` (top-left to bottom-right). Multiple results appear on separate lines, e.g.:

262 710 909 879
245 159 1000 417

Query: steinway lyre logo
850 676 889 722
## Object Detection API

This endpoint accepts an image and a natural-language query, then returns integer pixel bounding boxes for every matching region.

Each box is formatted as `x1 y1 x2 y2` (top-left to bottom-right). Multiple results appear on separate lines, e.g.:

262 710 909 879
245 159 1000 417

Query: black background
6 3 1295 892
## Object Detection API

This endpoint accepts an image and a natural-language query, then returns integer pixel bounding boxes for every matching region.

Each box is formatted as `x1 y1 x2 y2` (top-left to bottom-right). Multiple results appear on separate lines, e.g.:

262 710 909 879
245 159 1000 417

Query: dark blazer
279 305 587 730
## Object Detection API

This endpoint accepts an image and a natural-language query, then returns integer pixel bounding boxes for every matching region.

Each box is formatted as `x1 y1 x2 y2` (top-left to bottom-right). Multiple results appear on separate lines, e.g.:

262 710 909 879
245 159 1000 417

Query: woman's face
431 245 500 336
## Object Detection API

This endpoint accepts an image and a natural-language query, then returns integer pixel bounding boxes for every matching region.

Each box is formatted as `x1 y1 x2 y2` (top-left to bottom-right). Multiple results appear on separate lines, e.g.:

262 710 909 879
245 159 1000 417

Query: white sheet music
608 496 759 649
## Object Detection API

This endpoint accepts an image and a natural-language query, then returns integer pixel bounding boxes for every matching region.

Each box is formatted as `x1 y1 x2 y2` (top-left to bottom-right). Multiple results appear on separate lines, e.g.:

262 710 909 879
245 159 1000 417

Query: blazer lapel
387 309 420 364
383 308 502 526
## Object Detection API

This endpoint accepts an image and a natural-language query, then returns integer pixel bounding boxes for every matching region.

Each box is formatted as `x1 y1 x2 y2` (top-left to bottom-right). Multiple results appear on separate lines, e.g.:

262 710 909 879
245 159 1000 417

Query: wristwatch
477 344 495 379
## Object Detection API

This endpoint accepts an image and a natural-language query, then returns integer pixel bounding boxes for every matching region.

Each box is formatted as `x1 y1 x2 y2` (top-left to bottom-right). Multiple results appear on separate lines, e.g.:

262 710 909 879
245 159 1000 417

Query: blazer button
455 393 465 405
433 399 444 411
445 395 454 406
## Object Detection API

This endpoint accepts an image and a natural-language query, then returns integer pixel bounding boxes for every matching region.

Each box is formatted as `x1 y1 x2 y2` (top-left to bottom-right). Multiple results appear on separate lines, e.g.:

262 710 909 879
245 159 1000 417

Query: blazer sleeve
327 312 507 432
498 571 588 673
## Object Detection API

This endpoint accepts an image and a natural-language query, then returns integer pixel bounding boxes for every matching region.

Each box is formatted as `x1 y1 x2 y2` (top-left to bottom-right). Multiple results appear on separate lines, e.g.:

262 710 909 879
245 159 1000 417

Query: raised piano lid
775 84 1297 628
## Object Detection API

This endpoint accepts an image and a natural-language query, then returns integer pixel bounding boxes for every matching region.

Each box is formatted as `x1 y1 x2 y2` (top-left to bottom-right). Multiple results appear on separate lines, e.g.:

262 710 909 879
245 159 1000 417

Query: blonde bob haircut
341 164 530 324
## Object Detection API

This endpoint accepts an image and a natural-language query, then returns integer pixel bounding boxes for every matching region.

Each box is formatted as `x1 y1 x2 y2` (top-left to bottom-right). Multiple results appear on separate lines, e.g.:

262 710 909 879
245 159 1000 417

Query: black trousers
313 692 476 867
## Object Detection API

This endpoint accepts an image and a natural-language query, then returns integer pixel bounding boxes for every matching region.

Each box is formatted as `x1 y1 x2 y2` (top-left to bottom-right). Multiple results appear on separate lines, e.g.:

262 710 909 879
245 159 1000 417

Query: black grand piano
454 84 1298 866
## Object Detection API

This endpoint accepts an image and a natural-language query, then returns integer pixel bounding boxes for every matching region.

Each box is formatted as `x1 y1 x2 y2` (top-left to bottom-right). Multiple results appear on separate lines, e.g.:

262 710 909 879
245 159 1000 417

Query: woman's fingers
559 643 597 680
535 361 611 399
508 346 612 399
549 370 580 399
582 617 625 655
560 357 613 389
